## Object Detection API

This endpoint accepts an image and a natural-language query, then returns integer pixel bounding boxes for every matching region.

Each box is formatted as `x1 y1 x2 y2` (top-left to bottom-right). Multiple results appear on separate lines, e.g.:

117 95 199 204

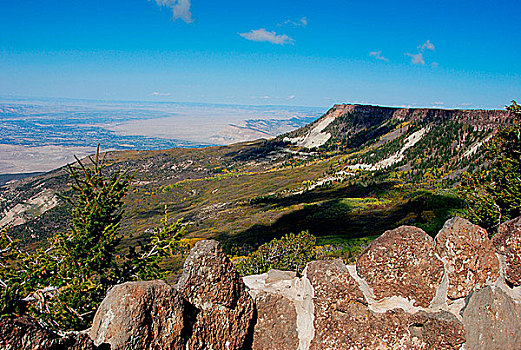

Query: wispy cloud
418 40 435 52
288 95 296 100
406 52 425 65
406 40 436 65
239 29 294 45
279 17 308 27
153 0 193 23
150 91 172 96
369 51 389 62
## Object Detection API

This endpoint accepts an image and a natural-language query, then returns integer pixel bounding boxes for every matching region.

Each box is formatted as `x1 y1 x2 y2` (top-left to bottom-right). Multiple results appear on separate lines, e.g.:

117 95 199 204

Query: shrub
236 231 317 276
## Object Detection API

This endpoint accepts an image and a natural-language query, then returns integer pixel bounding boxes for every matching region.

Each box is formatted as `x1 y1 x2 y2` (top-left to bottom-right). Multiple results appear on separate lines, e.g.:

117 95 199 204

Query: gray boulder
462 286 521 350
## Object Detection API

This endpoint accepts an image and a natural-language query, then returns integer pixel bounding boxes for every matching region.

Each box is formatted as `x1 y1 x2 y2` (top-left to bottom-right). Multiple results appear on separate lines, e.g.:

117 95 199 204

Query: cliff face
282 103 513 181
332 104 511 129
283 103 512 149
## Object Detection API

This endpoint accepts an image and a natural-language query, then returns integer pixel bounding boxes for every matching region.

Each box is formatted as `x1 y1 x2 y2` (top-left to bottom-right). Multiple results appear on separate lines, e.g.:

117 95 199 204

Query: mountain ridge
0 103 516 252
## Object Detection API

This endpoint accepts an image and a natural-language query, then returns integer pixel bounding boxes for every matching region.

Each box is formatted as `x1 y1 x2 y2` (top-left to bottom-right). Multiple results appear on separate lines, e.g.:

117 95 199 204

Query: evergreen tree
0 146 185 330
459 101 521 233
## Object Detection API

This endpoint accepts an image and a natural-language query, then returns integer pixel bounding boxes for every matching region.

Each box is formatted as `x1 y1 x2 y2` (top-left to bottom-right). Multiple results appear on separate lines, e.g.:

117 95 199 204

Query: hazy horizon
1 1 519 109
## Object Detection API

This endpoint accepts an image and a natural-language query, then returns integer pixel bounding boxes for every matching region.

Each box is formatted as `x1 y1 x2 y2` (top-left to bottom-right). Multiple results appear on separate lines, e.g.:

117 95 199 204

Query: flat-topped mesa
282 103 513 150
330 104 512 129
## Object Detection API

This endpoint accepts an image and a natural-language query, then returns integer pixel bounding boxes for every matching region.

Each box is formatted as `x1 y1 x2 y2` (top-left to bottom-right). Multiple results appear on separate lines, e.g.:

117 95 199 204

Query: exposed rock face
0 316 101 350
0 316 58 350
176 239 255 350
462 286 521 350
70 219 521 349
356 225 444 307
493 216 521 286
90 280 184 350
328 104 512 129
435 217 500 299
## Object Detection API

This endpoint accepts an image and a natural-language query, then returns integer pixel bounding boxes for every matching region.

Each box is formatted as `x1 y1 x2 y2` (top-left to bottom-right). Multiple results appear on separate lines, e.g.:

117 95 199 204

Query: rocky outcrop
306 259 367 349
244 259 466 350
176 239 255 350
493 216 521 286
69 217 521 350
435 217 500 299
243 269 314 350
356 225 444 307
243 218 521 350
0 316 101 350
90 280 185 350
327 104 512 130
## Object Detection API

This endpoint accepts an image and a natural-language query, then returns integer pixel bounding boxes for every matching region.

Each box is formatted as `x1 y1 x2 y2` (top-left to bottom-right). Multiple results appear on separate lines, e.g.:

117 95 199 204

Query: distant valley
0 97 321 174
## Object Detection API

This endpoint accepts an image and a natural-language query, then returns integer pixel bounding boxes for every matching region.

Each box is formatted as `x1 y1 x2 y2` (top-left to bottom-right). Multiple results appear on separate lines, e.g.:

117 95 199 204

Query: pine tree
459 101 521 233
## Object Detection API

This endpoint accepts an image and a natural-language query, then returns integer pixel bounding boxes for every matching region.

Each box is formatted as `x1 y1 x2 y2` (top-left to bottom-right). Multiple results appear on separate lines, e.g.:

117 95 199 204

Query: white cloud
279 17 308 27
418 40 435 52
369 50 389 62
150 91 172 96
406 52 425 65
239 29 294 45
288 95 296 100
405 40 437 66
154 0 193 23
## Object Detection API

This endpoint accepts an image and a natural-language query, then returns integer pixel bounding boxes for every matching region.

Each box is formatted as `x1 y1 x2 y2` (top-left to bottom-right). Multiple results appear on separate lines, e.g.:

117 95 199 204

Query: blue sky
1 0 520 109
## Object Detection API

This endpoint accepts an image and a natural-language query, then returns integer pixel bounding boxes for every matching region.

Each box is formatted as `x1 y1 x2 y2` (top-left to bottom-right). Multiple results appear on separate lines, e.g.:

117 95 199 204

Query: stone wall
3 216 521 350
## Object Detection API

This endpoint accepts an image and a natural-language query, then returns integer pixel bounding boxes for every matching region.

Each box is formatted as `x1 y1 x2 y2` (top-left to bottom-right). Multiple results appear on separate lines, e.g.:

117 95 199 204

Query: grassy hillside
0 104 514 257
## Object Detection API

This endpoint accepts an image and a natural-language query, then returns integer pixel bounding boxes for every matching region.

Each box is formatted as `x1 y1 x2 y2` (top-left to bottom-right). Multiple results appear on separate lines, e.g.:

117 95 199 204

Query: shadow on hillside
249 181 396 208
221 190 464 252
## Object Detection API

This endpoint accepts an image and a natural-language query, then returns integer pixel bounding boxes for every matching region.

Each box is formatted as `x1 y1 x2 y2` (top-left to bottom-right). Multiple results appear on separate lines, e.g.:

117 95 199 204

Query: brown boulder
435 217 500 299
176 239 255 350
493 216 521 286
462 286 521 349
90 280 184 350
306 259 464 350
307 259 367 350
251 292 299 350
356 226 444 307
0 316 101 350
